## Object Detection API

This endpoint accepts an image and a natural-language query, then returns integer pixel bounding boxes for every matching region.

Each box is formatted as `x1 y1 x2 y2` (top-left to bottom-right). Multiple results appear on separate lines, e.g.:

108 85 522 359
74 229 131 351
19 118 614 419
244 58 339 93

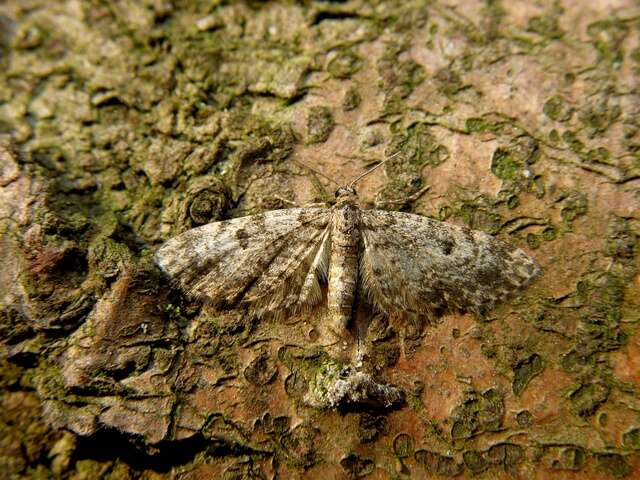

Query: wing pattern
155 208 332 316
359 210 540 317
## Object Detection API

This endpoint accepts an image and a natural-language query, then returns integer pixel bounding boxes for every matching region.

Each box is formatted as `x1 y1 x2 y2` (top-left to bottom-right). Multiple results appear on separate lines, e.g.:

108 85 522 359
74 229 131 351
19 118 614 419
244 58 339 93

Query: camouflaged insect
155 166 541 332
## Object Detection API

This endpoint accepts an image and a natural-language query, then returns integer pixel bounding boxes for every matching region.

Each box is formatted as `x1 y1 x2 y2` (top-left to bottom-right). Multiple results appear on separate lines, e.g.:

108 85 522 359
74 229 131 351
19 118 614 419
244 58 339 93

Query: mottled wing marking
155 208 332 316
359 210 540 316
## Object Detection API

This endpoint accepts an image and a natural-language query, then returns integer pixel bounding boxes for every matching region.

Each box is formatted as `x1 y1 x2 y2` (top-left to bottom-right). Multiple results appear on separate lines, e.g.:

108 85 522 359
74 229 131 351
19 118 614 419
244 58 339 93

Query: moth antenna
348 151 401 189
292 158 342 188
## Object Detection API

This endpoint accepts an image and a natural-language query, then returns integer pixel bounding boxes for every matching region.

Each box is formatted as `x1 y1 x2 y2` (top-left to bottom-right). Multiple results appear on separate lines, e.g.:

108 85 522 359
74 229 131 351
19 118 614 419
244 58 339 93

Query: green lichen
465 117 498 134
527 12 563 39
392 433 413 458
357 414 387 444
1 0 639 477
434 67 466 97
543 95 573 122
278 423 319 469
506 194 519 209
414 450 462 477
305 106 335 144
342 85 361 111
450 389 504 440
561 130 585 154
187 183 227 225
463 450 489 473
456 203 502 234
340 453 375 478
378 43 425 114
512 353 544 396
327 49 364 79
569 382 610 418
391 123 449 168
87 237 134 280
491 148 523 181
596 453 631 478
578 98 621 137
586 146 613 165
304 359 348 404
526 233 540 249
559 191 588 225
551 447 586 471
587 18 629 68
486 443 524 473
542 226 557 241
623 428 640 450
516 410 532 427
490 136 539 183
465 114 524 137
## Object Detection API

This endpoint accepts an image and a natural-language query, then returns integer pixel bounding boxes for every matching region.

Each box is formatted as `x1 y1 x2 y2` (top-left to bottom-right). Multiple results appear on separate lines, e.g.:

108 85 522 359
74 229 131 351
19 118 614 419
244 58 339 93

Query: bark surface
1 1 639 478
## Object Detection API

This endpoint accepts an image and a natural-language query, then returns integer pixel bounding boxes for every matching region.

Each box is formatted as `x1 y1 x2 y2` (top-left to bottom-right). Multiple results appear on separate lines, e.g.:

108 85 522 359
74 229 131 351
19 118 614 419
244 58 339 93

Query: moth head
335 186 358 205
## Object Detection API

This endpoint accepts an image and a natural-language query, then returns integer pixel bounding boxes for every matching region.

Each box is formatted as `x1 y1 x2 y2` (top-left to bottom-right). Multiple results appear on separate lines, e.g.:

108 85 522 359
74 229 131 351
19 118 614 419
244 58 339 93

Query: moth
154 161 540 332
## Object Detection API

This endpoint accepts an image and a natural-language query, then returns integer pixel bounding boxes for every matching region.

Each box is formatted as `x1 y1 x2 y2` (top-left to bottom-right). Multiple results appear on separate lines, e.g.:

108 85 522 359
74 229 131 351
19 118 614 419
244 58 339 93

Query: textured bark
1 1 639 478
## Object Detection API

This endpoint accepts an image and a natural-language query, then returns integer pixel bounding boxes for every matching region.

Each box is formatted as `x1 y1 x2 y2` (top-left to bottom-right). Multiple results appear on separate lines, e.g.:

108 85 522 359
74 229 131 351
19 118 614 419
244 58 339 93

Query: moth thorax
333 204 359 236
335 187 358 206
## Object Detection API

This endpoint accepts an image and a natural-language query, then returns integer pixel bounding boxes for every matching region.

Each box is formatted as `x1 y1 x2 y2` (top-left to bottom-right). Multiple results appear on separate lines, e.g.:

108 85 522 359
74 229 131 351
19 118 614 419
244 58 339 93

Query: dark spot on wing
251 214 267 229
235 228 250 249
489 238 515 258
522 259 537 275
181 253 222 289
437 237 455 255
297 209 330 230
474 264 504 289
383 212 398 225
362 211 397 232
460 226 475 244
297 210 313 223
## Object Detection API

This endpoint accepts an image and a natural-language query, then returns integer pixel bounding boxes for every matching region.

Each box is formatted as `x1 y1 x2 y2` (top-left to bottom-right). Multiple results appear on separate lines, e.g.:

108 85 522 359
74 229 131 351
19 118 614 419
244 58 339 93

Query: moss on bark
1 0 640 478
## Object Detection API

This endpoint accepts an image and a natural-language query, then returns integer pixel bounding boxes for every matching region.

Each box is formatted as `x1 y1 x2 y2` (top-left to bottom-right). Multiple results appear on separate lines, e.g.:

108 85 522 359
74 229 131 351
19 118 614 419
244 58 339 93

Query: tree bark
1 1 639 478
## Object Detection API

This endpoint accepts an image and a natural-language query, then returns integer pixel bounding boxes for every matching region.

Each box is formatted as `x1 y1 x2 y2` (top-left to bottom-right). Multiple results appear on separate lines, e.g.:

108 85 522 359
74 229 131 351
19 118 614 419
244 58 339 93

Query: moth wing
155 208 332 316
359 209 540 316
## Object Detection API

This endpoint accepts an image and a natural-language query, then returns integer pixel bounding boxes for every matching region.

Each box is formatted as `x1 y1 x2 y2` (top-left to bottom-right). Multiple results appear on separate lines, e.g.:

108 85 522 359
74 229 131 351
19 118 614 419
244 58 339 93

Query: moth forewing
358 209 541 317
154 207 333 314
